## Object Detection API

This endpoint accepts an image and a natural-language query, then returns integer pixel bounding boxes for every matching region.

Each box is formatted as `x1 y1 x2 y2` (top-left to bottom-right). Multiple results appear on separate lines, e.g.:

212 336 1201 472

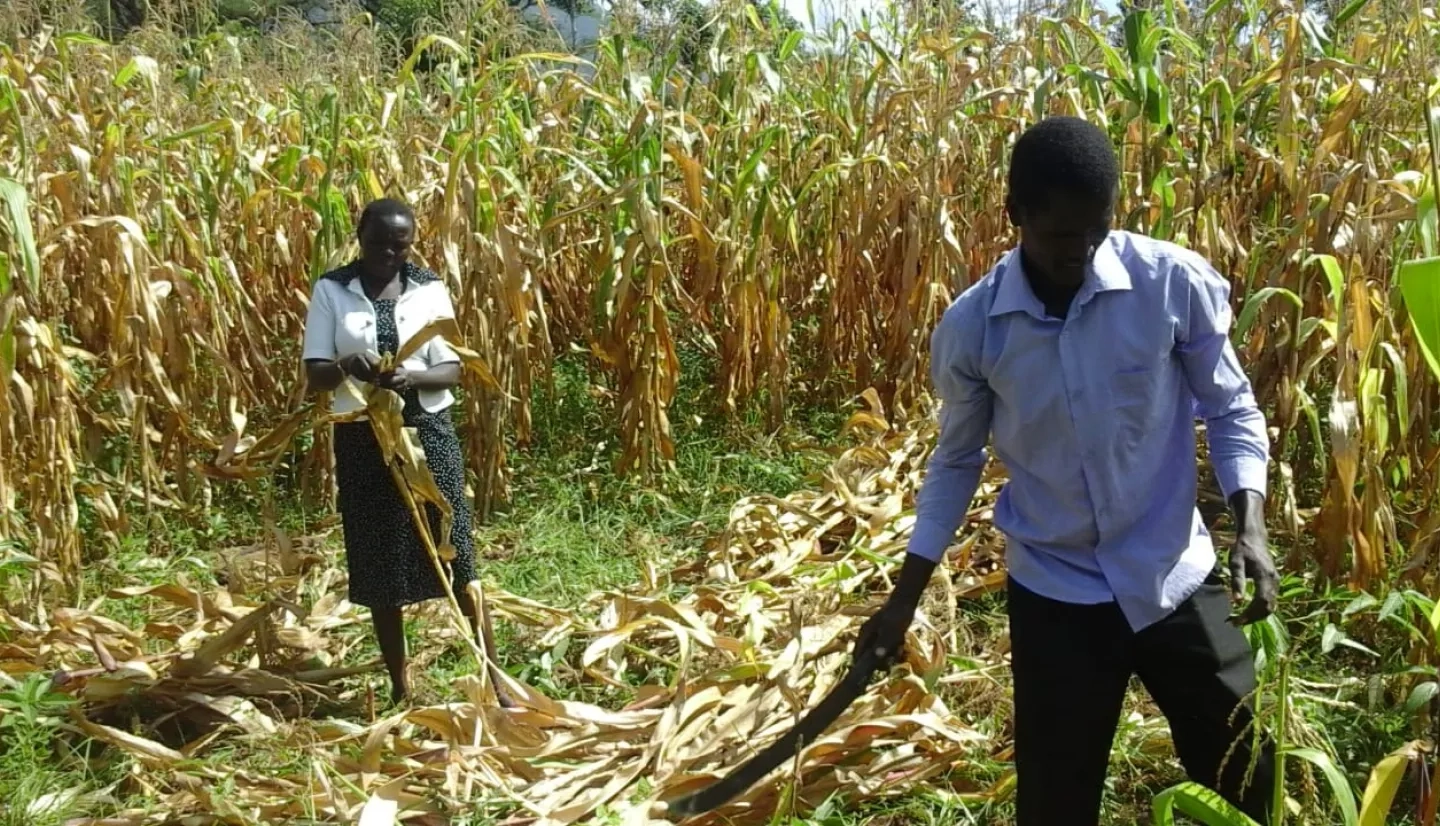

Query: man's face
358 212 415 280
1010 190 1114 288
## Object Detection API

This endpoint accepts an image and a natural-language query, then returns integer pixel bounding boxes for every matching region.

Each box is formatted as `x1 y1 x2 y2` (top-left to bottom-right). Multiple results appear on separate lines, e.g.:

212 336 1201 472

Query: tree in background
70 0 562 43
509 0 600 49
632 0 799 68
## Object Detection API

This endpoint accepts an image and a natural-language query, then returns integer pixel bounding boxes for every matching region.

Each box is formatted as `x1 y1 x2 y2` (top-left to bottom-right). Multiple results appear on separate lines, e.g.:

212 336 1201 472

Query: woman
301 198 511 707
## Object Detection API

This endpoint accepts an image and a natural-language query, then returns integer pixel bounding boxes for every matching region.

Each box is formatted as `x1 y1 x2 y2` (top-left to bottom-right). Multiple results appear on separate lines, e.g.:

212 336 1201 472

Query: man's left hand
1229 521 1278 625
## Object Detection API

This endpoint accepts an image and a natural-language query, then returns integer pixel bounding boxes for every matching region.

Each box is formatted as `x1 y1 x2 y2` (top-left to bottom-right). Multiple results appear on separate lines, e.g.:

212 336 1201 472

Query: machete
663 642 894 819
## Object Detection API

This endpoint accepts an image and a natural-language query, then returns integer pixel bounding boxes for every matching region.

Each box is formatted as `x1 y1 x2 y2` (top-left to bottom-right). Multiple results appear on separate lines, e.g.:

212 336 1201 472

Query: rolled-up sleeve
907 297 994 562
1176 256 1270 498
302 281 337 362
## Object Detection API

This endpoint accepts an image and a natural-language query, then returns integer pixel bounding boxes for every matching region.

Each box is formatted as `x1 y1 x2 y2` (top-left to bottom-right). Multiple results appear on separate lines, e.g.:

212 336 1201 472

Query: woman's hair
358 198 415 233
1007 116 1119 213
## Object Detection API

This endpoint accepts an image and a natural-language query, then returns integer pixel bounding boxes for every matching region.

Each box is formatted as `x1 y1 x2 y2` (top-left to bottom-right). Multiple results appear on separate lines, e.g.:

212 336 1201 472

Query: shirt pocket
1110 363 1161 443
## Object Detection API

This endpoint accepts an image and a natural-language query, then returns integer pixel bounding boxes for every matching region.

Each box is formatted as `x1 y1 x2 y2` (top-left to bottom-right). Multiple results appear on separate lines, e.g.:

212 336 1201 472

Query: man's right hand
852 551 937 668
853 597 916 667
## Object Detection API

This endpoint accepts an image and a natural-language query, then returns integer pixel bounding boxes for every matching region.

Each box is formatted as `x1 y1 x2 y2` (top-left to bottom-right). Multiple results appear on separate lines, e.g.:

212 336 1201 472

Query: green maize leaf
1358 747 1411 826
0 259 11 387
0 179 40 294
55 31 106 46
159 119 232 146
1202 76 1235 128
1283 747 1358 826
1123 9 1154 66
1332 0 1374 28
1359 366 1389 453
1398 257 1440 382
1245 612 1289 670
1082 27 1132 84
1152 782 1259 826
1033 74 1052 122
1295 385 1326 478
1307 253 1346 320
401 35 467 86
1418 185 1437 258
113 55 160 91
778 30 805 62
1379 342 1409 439
735 127 781 202
1298 315 1337 345
744 2 764 31
326 188 352 238
1235 286 1302 340
1160 24 1203 59
748 184 771 267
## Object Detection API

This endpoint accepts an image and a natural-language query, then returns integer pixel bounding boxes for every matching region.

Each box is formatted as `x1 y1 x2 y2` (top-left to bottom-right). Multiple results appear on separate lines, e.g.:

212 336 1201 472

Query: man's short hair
1007 116 1119 213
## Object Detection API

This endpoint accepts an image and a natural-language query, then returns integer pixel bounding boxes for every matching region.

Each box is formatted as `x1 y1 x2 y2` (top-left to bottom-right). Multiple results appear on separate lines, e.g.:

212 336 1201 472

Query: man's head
1006 116 1119 287
356 198 416 281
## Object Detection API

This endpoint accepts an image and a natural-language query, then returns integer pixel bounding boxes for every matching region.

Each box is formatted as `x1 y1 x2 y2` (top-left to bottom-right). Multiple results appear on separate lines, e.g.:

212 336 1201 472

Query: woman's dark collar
321 261 439 286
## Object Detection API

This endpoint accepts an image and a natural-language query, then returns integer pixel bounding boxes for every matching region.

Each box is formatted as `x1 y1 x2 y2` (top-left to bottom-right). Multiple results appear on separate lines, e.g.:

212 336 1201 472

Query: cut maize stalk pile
2 384 1008 824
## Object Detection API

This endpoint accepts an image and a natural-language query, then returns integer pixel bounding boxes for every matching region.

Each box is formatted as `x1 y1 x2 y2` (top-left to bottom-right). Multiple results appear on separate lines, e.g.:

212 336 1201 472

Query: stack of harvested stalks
0 388 1009 825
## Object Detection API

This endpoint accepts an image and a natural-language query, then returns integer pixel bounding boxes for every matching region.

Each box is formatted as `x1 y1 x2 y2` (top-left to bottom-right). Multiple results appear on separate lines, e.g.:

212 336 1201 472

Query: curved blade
665 645 890 819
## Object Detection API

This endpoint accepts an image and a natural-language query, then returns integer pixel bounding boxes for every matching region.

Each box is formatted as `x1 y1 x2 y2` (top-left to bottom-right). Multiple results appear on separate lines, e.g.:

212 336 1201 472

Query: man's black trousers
1007 574 1277 824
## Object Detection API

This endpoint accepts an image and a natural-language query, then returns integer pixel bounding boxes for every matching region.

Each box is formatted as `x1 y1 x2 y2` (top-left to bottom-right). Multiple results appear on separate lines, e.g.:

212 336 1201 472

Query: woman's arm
301 282 383 394
302 283 340 394
411 362 462 390
305 359 347 394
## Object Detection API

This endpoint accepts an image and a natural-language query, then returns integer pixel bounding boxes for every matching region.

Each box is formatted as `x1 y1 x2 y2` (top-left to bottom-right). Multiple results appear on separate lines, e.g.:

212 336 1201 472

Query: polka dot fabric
332 292 477 609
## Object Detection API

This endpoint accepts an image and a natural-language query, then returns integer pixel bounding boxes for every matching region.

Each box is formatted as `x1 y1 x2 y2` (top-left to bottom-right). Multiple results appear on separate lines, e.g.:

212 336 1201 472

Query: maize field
0 0 1438 823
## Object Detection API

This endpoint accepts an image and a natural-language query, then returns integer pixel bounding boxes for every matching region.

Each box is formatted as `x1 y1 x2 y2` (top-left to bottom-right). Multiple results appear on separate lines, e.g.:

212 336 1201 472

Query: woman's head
356 198 416 281
1005 117 1119 287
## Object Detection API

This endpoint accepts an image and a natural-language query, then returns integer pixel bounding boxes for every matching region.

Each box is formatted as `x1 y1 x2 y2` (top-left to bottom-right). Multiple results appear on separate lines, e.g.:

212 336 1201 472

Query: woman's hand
381 363 461 393
305 353 379 395
339 352 381 383
376 367 415 393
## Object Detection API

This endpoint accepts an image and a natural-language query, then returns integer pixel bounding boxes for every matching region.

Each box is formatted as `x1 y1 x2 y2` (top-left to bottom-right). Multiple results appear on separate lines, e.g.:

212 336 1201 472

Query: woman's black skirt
332 409 476 609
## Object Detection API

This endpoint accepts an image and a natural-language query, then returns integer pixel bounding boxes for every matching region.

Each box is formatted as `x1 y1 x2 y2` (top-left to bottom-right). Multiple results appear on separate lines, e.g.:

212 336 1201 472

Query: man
856 116 1279 824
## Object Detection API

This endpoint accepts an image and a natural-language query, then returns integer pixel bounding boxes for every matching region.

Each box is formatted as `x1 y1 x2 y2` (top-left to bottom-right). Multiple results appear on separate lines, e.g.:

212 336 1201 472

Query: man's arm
857 302 994 655
1174 255 1277 622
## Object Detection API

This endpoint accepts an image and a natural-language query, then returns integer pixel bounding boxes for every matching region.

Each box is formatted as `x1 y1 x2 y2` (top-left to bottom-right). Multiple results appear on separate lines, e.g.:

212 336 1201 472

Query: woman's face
358 212 415 281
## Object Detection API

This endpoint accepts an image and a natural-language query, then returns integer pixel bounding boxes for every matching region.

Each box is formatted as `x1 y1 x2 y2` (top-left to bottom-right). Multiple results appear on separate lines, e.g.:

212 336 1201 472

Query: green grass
471 347 839 605
0 674 124 826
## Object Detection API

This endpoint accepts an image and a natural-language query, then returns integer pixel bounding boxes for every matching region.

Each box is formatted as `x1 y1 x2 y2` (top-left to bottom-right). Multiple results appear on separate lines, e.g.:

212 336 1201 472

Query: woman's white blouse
302 266 462 415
